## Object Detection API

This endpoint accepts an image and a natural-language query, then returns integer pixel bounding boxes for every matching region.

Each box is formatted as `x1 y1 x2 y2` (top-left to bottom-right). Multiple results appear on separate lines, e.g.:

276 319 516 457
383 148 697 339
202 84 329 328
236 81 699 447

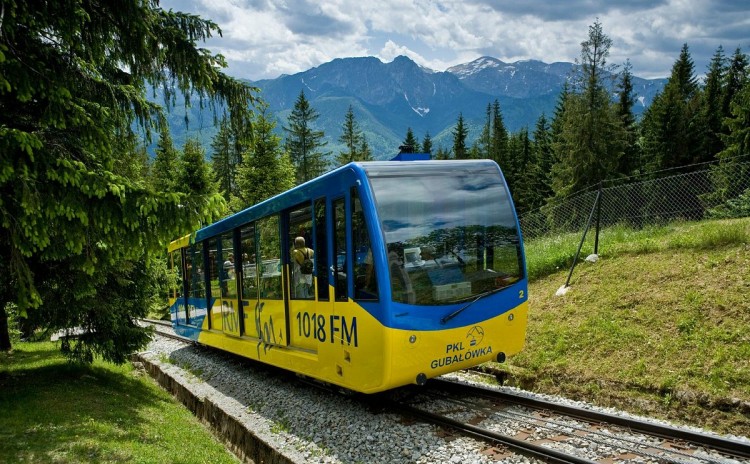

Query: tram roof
184 158 502 245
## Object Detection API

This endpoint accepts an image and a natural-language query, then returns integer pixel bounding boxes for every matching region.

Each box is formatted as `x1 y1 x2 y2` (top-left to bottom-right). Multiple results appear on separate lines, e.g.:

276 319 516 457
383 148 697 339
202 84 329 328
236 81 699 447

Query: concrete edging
134 353 296 464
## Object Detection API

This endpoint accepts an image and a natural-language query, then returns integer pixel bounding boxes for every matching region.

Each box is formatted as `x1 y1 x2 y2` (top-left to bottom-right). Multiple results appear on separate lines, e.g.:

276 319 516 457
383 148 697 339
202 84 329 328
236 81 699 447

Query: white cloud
162 0 750 81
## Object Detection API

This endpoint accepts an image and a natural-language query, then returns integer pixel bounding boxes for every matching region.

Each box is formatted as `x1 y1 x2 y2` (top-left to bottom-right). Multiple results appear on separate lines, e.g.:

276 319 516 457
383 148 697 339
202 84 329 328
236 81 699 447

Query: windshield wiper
440 286 506 324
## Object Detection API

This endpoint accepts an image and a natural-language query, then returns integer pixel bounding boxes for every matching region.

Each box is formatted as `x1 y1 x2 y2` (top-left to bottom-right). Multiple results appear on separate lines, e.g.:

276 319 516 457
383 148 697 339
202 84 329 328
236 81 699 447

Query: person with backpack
292 236 315 298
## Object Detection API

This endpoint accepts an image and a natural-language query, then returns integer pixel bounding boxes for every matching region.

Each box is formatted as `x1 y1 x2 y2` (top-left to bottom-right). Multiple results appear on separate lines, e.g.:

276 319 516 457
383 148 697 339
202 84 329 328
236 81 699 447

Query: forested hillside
1 4 748 366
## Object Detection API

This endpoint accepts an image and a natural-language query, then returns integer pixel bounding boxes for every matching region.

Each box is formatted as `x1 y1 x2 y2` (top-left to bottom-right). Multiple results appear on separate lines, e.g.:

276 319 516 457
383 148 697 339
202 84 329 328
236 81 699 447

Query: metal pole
594 182 602 255
564 189 601 288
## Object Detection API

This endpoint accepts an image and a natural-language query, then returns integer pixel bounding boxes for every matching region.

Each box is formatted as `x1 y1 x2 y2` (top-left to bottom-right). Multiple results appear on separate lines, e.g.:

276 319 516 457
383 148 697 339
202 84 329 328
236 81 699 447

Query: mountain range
166 55 667 160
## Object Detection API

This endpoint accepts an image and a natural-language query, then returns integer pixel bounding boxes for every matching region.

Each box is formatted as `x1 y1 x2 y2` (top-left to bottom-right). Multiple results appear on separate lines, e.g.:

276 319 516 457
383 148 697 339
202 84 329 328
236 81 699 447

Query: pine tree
616 60 640 175
491 100 509 167
421 132 433 154
641 44 703 170
709 79 750 211
452 113 469 159
113 131 151 186
232 104 295 211
211 117 235 200
551 20 626 198
284 90 329 184
179 138 219 197
506 128 531 206
525 114 555 210
702 46 728 160
211 116 248 201
479 103 492 159
550 82 571 141
434 146 451 160
152 128 180 192
0 0 251 355
672 43 700 99
336 105 363 165
719 81 750 161
359 137 374 161
722 48 749 125
401 128 419 153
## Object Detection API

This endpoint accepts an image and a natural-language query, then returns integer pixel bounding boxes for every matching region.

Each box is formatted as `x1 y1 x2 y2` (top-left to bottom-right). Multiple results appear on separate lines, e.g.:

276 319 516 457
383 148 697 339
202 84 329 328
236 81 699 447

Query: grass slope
0 342 240 464
502 218 750 436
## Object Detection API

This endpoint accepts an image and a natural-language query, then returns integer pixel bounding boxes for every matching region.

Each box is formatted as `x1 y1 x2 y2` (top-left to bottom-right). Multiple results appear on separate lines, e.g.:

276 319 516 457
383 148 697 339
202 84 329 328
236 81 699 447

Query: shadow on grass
0 356 169 463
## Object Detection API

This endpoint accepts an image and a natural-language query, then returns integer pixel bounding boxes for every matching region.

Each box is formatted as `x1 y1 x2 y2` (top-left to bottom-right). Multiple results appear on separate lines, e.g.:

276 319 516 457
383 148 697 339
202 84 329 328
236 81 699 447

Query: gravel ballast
138 336 748 463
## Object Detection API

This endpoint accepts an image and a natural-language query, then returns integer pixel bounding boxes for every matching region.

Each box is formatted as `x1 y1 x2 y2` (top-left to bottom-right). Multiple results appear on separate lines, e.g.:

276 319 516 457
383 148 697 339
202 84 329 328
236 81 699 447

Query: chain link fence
519 159 750 242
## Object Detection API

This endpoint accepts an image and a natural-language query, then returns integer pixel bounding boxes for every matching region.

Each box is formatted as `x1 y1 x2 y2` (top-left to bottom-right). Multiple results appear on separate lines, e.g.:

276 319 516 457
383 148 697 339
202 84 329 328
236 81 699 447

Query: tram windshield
365 162 523 306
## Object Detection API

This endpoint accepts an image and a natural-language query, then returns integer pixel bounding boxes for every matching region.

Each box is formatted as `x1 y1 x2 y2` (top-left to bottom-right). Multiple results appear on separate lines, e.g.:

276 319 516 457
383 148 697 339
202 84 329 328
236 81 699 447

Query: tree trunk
0 305 11 351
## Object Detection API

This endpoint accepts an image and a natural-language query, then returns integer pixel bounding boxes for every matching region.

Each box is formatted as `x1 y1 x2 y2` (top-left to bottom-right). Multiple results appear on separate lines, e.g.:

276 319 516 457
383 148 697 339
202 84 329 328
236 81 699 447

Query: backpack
300 249 314 275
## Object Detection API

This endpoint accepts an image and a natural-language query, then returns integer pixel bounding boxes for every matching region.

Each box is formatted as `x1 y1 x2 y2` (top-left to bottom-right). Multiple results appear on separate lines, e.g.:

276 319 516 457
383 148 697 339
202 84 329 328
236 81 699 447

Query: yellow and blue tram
167 158 528 393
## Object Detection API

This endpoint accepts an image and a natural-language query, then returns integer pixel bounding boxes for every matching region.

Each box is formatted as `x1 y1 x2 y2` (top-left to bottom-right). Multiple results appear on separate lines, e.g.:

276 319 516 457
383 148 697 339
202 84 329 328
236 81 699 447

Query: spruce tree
709 79 750 211
232 105 295 210
359 137 374 161
551 20 626 198
616 60 640 175
152 128 180 192
211 117 235 200
421 132 433 154
452 113 469 159
641 44 703 170
506 128 531 207
527 114 555 210
722 48 749 124
284 90 329 184
434 146 451 160
479 103 492 159
719 81 750 162
401 127 419 153
336 105 364 165
178 138 219 198
211 116 248 201
0 0 252 355
702 46 728 160
491 100 509 167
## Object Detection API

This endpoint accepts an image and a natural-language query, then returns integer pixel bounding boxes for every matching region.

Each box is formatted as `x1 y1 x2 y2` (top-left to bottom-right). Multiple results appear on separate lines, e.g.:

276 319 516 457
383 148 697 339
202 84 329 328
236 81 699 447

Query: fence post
563 188 602 290
594 181 602 255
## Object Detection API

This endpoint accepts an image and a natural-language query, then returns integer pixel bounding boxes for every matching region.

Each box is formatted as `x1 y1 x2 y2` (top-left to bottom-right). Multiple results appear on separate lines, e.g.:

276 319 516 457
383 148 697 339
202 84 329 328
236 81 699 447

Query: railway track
387 375 750 463
138 320 749 463
138 318 194 344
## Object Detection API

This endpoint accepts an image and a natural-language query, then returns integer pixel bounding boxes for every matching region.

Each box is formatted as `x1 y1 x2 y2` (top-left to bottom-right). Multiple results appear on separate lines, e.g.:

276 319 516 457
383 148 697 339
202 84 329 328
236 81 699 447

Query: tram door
329 188 378 350
285 202 319 352
253 214 288 347
217 232 241 336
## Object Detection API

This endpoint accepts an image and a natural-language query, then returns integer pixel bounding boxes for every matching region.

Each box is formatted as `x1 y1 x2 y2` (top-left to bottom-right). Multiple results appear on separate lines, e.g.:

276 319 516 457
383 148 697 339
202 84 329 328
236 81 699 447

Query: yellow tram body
167 159 529 393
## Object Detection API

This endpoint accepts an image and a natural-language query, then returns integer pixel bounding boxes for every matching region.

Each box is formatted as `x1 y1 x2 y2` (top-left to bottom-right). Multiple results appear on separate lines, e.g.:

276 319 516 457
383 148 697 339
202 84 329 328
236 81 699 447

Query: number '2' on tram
167 157 528 393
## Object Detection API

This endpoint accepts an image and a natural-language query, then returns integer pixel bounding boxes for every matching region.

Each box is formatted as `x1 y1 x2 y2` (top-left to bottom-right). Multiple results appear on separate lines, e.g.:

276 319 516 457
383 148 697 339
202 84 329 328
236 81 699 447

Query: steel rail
432 377 750 459
393 400 597 464
138 319 196 344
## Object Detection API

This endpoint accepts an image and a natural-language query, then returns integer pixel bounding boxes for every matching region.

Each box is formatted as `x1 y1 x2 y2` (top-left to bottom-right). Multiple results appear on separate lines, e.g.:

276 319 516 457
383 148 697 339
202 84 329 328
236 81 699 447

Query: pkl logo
466 326 484 347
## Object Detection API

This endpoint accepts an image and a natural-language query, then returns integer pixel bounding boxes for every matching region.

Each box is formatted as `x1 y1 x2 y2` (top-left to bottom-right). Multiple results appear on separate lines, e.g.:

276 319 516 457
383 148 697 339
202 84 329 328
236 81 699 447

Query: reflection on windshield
366 163 523 306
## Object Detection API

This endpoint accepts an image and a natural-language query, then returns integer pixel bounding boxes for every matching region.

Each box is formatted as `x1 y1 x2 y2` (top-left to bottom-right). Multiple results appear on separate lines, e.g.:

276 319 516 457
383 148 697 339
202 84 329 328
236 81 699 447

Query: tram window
219 233 236 299
366 163 523 305
171 250 183 299
333 197 348 301
258 214 282 299
352 188 378 300
314 198 329 301
189 243 206 300
208 238 221 301
239 224 258 300
184 248 192 298
287 203 314 300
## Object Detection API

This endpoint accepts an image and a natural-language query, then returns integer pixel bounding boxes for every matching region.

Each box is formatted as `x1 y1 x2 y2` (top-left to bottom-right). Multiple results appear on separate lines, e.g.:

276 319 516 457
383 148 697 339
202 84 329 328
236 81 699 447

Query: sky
161 0 750 81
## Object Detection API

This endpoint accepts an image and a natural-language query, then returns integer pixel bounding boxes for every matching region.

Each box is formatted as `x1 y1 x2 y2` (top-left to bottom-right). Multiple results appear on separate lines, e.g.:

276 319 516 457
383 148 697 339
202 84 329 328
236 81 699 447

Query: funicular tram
167 154 528 393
